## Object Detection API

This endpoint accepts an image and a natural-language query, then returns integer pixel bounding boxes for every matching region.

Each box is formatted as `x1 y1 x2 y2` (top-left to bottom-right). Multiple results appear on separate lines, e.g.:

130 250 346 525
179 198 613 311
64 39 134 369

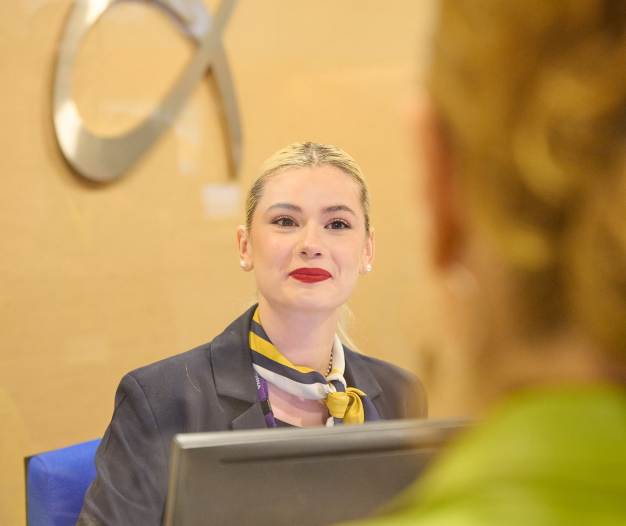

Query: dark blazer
78 306 427 526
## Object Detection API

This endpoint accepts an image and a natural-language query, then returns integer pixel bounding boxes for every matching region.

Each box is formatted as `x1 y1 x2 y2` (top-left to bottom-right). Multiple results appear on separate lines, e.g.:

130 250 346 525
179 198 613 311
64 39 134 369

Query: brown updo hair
429 0 626 355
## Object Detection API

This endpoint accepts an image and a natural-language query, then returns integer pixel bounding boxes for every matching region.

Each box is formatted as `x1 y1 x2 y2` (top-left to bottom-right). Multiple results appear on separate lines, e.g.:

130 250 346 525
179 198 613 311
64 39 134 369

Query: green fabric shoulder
341 386 626 526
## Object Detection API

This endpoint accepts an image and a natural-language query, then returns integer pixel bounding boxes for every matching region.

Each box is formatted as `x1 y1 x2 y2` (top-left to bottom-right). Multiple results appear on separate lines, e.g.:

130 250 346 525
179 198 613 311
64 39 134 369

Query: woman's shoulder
344 347 428 418
344 347 417 385
126 343 213 384
123 306 257 388
110 345 217 415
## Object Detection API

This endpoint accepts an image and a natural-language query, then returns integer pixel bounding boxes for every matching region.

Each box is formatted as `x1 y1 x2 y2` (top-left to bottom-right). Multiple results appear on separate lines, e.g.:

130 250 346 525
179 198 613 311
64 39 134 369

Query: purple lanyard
254 371 277 428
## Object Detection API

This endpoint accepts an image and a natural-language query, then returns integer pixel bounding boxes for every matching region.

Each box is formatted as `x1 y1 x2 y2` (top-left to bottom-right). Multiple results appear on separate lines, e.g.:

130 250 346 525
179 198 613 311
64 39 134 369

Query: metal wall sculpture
53 0 241 182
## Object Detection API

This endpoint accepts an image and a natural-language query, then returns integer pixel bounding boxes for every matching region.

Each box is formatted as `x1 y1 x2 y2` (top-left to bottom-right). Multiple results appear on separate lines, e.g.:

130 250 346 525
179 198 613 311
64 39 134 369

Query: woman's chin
264 293 343 314
257 280 353 314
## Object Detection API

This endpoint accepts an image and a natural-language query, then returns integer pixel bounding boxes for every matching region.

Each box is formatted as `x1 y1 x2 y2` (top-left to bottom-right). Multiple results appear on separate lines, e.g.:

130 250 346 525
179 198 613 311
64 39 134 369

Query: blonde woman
77 142 427 526
344 1 626 525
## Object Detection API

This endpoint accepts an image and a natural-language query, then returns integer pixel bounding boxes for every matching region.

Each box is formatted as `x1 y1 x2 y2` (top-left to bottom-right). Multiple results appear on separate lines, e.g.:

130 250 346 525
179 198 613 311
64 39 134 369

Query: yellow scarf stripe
250 310 318 375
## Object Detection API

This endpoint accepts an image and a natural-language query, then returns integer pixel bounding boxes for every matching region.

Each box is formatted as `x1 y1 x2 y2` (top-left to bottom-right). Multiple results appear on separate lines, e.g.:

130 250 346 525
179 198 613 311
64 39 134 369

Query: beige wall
0 1 472 523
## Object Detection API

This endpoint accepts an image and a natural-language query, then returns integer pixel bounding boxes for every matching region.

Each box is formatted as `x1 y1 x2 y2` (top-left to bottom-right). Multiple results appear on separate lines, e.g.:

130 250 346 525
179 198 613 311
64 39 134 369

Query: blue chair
26 438 101 526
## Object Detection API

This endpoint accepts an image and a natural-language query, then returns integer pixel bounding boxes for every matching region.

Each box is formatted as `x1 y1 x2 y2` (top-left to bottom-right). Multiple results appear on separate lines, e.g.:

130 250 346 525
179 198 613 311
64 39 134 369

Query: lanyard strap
254 370 277 428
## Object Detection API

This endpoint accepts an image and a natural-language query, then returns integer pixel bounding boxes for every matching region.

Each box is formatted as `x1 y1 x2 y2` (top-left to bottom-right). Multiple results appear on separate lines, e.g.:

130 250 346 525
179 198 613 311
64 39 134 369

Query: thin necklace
325 348 333 377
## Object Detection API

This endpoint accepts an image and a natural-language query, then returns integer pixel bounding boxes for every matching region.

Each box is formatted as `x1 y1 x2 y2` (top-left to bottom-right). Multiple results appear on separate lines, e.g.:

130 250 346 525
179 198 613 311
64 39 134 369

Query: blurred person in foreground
344 1 626 524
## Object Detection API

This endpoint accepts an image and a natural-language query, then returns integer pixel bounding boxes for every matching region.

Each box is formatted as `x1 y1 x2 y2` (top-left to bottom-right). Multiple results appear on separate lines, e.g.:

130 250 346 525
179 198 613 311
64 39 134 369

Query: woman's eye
327 220 350 230
275 217 295 227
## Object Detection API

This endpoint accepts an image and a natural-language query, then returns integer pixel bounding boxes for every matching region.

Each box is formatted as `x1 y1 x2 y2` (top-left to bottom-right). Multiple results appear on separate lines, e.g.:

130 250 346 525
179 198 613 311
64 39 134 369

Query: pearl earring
240 261 246 268
365 264 372 272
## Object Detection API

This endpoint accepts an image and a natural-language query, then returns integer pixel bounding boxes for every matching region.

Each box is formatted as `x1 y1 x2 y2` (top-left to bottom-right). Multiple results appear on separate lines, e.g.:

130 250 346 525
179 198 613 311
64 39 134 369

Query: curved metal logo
53 0 241 182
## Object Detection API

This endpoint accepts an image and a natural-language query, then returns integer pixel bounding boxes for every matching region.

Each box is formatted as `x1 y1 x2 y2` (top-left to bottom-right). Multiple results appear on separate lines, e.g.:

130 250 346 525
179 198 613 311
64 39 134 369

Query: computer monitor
164 418 470 526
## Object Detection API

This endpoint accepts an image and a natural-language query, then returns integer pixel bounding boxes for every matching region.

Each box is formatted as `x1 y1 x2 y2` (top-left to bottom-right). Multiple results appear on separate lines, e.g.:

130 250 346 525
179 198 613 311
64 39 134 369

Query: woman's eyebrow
323 204 356 216
265 203 356 216
266 203 302 213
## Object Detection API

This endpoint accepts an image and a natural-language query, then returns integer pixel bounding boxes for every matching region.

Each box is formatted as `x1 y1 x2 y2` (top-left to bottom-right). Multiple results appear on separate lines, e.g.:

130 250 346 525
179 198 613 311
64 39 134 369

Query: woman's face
238 165 374 315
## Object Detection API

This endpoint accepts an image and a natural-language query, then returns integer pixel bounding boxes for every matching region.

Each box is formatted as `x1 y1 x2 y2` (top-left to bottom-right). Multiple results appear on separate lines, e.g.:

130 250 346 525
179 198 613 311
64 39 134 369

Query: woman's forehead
259 166 362 208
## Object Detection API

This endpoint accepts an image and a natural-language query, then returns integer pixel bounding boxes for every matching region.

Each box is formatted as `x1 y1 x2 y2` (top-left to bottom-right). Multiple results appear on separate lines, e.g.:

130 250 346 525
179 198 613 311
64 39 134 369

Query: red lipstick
289 267 332 283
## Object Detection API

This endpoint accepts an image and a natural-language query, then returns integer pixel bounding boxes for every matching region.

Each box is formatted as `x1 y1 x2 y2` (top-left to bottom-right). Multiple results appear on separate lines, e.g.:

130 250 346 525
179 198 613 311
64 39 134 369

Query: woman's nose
298 223 323 257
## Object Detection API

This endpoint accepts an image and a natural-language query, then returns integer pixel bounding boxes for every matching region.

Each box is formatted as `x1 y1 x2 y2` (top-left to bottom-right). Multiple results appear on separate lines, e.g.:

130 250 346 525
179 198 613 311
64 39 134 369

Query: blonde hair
245 142 371 352
430 0 626 355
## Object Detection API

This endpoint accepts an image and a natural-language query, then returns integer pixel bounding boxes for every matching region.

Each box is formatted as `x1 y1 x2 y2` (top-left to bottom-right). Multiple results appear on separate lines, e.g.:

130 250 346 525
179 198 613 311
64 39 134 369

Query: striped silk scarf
249 308 380 426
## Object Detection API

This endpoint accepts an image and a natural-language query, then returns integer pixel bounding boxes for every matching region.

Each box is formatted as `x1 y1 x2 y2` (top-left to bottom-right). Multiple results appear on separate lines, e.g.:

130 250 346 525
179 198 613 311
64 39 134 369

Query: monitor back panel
165 418 469 526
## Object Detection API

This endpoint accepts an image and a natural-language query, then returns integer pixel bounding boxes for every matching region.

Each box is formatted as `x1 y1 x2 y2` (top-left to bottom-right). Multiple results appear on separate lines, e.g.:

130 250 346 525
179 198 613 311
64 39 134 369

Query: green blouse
343 385 626 526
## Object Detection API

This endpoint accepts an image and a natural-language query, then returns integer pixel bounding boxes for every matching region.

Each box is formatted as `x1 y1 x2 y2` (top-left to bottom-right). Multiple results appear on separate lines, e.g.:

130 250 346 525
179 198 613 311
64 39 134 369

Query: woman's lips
289 268 332 283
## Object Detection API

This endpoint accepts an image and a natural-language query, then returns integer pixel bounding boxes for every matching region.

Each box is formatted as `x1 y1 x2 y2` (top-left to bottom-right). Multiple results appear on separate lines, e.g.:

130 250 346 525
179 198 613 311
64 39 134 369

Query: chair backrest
26 438 101 526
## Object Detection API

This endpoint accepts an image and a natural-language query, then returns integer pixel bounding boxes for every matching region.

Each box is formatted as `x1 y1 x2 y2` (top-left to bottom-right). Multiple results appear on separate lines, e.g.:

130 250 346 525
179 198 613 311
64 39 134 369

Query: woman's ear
237 225 253 271
360 228 375 275
415 98 463 270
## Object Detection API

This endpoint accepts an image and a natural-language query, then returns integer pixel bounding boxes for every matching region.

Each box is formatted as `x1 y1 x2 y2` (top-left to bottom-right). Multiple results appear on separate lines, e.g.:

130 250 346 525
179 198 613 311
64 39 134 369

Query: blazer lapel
210 305 267 430
343 347 383 401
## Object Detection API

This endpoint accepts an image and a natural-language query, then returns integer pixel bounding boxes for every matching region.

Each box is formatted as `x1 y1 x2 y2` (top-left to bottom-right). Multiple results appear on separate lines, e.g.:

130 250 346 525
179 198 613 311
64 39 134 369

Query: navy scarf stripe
251 350 325 385
250 318 270 341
